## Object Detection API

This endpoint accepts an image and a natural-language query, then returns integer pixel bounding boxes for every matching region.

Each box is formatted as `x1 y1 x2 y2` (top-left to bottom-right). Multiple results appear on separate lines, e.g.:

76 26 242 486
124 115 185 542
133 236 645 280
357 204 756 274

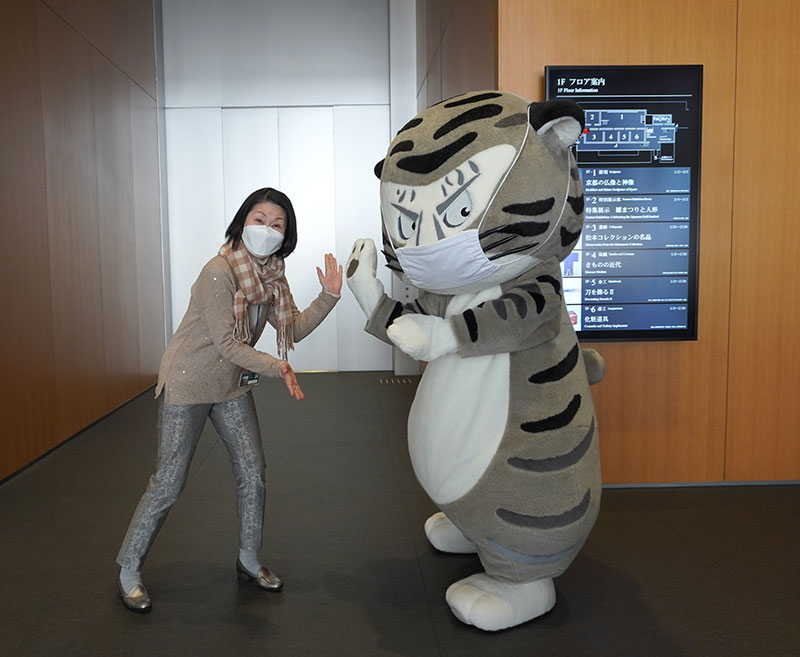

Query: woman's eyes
251 216 283 229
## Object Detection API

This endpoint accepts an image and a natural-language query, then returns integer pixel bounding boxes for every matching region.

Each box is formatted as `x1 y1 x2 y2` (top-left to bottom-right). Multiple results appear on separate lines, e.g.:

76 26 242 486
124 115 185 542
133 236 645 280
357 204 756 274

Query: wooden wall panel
417 0 497 108
93 52 142 410
415 0 428 97
0 0 57 480
426 0 443 80
131 83 166 383
440 0 496 100
38 4 109 439
725 0 800 480
423 41 443 109
42 0 120 63
126 0 157 98
1 1 162 481
497 0 738 483
417 0 443 109
42 0 156 99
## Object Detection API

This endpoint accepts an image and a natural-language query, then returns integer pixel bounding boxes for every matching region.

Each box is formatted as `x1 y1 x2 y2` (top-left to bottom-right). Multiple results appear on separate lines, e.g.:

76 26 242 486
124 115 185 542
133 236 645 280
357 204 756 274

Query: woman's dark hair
225 187 298 258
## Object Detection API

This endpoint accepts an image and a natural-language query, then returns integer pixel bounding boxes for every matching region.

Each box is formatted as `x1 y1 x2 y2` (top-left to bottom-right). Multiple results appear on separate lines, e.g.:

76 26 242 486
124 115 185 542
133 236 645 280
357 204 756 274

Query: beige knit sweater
156 255 339 405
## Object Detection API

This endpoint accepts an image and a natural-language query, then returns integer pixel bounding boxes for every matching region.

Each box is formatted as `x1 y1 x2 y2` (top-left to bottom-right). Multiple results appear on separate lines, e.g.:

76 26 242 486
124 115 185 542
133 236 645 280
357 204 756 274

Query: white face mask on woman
242 225 284 258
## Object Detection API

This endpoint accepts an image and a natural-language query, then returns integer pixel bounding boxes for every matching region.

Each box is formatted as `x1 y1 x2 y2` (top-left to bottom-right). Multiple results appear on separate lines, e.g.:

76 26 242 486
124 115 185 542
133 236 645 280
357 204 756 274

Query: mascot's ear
528 100 585 148
374 158 384 179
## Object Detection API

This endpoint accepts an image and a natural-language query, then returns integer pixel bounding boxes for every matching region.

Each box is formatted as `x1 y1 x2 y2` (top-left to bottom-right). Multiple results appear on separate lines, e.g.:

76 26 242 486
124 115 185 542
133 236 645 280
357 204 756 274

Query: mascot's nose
416 212 447 247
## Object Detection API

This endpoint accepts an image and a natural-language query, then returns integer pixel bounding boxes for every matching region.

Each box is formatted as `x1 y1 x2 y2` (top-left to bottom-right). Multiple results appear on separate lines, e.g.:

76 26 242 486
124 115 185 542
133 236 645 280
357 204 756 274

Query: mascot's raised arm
346 90 605 632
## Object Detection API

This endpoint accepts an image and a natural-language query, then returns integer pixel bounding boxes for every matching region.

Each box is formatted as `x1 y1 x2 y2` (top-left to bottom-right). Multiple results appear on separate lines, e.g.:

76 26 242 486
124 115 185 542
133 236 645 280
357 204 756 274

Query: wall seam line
723 0 741 482
38 0 156 102
34 0 59 458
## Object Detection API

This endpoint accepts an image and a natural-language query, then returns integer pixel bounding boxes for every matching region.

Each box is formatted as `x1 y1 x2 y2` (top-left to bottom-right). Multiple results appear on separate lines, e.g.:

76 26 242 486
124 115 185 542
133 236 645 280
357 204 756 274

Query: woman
116 187 342 612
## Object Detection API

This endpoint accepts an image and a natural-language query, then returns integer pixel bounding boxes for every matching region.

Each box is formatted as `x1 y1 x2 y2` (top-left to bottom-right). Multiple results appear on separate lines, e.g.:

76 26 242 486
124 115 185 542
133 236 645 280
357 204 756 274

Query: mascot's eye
397 213 416 241
442 189 472 228
391 202 419 242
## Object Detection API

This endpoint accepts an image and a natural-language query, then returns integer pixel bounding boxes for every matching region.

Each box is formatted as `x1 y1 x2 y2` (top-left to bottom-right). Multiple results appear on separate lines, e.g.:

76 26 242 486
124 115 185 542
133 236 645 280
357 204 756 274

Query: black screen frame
545 64 703 342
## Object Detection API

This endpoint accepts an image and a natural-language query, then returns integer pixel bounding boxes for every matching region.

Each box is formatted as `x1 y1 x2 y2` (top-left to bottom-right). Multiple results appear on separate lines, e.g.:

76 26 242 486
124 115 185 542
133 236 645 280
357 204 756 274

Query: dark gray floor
1 371 798 657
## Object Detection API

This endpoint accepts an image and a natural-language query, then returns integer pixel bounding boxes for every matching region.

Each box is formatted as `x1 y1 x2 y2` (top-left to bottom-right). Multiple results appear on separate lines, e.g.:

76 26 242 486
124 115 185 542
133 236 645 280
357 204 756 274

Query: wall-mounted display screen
545 65 702 341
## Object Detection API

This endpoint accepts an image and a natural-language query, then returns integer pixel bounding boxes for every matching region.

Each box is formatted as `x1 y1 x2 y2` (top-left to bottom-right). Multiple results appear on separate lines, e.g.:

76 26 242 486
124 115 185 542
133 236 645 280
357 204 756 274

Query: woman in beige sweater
116 187 341 612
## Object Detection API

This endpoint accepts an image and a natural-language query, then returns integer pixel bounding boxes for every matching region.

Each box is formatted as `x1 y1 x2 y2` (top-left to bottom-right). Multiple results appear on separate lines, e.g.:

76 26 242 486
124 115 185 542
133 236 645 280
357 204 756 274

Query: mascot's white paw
424 512 477 554
345 238 385 318
445 573 556 632
581 348 606 385
386 315 458 361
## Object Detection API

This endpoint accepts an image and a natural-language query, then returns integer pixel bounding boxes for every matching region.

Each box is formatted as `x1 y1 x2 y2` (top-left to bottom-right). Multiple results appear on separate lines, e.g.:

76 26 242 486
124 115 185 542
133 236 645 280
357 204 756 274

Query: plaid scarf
218 241 294 360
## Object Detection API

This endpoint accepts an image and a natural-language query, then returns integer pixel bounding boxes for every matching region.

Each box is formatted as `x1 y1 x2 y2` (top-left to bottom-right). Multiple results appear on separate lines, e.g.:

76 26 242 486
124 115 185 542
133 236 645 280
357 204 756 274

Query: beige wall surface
0 0 163 480
417 0 497 107
495 0 798 483
725 0 800 481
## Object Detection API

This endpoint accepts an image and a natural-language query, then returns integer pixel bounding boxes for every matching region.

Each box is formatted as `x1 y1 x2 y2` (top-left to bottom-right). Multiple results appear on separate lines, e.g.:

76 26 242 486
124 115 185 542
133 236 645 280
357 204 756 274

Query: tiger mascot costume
346 91 605 632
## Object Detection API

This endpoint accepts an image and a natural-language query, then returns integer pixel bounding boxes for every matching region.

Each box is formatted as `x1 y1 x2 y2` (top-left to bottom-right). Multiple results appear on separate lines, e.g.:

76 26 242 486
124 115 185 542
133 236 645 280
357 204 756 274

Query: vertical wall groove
721 0 742 481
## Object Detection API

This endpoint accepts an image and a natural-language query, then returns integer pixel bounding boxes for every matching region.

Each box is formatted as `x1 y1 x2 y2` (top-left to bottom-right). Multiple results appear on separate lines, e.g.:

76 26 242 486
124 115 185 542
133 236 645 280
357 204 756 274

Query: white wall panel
333 105 392 371
162 0 389 108
161 0 406 371
254 107 338 371
221 108 280 220
165 108 225 330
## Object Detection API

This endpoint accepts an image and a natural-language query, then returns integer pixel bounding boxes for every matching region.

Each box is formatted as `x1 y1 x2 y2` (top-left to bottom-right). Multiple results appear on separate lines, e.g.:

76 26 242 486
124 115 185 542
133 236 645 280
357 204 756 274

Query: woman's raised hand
279 361 304 401
316 253 343 296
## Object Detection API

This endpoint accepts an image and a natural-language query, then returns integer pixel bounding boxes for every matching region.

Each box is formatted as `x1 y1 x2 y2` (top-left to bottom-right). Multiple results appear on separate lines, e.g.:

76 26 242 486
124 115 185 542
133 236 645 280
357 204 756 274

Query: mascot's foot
424 512 477 553
445 573 556 632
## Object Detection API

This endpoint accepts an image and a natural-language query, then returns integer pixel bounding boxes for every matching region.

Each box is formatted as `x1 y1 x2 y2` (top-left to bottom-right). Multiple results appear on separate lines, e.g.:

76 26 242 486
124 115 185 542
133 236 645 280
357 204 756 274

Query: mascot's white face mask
242 225 283 258
396 230 498 291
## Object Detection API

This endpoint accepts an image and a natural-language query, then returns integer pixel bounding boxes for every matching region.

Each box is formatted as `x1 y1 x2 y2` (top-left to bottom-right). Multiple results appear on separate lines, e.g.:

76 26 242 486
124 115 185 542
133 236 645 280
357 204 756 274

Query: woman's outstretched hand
279 361 304 400
317 253 343 296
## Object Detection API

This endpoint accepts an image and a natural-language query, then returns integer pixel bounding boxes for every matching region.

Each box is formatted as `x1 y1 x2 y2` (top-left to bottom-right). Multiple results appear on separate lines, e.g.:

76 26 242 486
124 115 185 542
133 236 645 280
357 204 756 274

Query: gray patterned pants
116 391 265 571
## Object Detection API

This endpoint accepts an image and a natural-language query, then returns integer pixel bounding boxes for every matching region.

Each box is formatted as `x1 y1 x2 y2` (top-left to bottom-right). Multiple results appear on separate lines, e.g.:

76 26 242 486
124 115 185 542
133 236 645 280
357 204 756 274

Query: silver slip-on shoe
118 578 152 612
236 559 283 591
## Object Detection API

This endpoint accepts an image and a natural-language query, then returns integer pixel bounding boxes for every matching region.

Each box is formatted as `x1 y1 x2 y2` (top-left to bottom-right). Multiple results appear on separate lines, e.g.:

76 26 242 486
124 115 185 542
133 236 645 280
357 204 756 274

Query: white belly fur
408 286 509 506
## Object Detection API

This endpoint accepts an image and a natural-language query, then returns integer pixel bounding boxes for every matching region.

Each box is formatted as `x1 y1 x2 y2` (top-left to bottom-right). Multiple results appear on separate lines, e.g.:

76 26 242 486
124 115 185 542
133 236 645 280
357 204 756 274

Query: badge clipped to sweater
239 371 260 387
239 305 261 386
